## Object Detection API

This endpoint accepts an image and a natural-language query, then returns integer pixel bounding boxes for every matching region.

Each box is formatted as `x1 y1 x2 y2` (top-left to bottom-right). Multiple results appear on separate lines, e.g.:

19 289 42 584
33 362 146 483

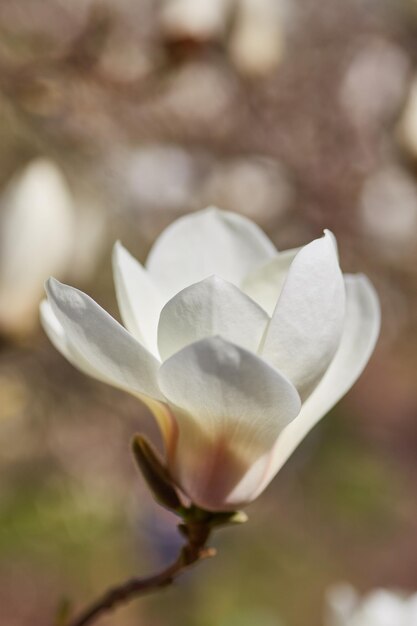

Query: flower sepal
132 434 183 512
178 505 248 531
132 434 249 529
177 506 247 565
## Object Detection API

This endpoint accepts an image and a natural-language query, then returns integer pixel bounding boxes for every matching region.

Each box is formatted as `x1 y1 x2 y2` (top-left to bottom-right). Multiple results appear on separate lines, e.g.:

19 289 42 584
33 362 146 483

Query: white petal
112 242 164 357
241 247 299 315
158 336 301 510
261 231 345 400
252 274 380 498
325 228 339 257
157 275 269 361
146 207 277 299
45 278 164 401
241 231 339 316
40 299 108 382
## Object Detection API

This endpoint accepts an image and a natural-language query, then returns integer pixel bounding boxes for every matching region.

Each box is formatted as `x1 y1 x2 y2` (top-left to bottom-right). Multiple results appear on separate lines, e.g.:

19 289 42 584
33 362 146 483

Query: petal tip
112 239 129 262
203 204 223 215
45 276 58 296
322 229 338 254
39 298 53 325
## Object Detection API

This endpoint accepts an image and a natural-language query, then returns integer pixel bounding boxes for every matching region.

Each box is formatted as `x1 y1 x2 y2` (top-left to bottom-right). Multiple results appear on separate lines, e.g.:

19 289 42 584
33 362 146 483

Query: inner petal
157 275 269 361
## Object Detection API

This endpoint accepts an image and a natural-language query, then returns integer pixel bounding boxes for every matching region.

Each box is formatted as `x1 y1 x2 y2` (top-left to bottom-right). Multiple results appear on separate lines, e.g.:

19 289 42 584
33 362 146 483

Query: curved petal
45 278 164 401
261 231 345 400
146 207 277 299
251 274 380 499
241 248 299 315
241 230 338 316
157 275 269 361
158 336 301 510
41 299 111 382
40 296 176 450
112 242 164 358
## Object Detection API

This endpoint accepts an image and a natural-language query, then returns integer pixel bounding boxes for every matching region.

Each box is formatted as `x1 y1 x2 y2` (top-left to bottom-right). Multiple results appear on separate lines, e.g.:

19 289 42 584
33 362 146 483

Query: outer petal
45 278 164 401
241 247 299 315
261 231 345 400
40 299 111 383
158 336 301 510
146 207 277 299
112 242 164 357
251 274 380 499
43 280 177 449
157 275 269 361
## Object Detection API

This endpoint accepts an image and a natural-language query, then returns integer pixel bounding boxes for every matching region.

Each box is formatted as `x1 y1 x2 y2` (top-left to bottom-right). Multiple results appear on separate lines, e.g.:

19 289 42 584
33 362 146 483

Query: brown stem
66 525 215 626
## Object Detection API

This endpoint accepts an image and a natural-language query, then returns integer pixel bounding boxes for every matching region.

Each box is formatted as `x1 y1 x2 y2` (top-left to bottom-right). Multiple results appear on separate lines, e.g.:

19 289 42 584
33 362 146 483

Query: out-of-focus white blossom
160 0 231 41
0 158 105 338
161 61 238 129
41 208 380 511
228 0 286 77
398 76 417 160
359 165 417 260
340 39 410 130
123 144 198 212
160 0 287 77
326 584 417 626
201 156 293 224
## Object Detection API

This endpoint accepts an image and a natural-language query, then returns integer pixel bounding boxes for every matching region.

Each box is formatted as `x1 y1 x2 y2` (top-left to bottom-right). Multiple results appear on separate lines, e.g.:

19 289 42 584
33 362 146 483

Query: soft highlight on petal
45 278 164 401
261 231 345 400
40 299 105 381
112 242 164 357
241 247 299 315
252 274 380 498
43 281 177 450
157 275 270 361
0 159 75 336
146 207 277 299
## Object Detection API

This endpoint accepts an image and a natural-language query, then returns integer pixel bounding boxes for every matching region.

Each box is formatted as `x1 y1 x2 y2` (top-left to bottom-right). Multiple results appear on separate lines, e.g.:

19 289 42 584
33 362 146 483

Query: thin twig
66 526 215 626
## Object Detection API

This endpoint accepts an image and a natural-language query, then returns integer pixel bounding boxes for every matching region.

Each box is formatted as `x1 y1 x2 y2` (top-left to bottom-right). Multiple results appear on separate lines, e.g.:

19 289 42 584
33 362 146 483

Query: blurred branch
66 523 215 626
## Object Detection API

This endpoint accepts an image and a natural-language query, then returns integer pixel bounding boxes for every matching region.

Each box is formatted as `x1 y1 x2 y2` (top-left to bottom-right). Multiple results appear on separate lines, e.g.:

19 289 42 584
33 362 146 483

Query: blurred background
0 0 417 625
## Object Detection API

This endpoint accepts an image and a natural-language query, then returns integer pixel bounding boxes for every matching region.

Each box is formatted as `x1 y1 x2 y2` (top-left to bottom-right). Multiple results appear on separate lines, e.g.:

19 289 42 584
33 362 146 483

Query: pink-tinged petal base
158 336 301 511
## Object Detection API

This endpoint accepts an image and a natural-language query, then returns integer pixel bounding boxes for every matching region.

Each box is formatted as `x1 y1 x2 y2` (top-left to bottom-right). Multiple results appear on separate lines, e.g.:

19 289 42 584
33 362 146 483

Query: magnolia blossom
326 584 417 626
0 158 105 338
160 0 286 77
0 159 75 337
41 208 380 511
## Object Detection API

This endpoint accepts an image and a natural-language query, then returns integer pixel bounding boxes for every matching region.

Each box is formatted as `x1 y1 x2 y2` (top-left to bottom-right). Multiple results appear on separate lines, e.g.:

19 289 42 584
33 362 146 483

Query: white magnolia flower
228 0 286 77
160 0 286 77
398 76 417 161
41 208 380 511
326 584 417 626
160 0 231 41
0 158 105 338
0 159 75 337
